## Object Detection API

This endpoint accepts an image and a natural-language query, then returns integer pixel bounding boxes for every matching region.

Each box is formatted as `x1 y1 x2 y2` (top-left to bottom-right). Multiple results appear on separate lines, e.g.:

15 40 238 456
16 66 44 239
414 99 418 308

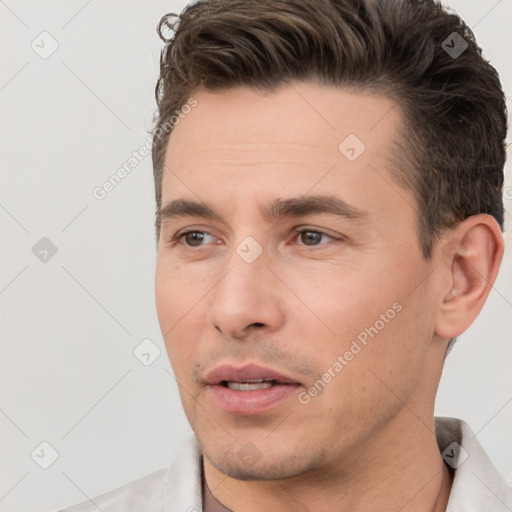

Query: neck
203 411 454 512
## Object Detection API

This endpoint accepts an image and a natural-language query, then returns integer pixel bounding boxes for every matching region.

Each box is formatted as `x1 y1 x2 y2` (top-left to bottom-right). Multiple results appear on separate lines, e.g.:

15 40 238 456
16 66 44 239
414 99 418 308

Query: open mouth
204 363 302 414
221 379 280 390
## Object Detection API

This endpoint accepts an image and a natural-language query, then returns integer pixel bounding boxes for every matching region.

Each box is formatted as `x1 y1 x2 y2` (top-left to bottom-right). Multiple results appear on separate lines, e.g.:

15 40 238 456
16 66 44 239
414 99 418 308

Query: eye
293 229 337 246
174 230 219 247
170 228 340 249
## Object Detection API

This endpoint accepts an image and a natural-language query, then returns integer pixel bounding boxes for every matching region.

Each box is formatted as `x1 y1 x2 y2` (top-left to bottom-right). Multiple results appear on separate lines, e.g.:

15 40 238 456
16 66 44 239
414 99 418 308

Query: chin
202 442 323 481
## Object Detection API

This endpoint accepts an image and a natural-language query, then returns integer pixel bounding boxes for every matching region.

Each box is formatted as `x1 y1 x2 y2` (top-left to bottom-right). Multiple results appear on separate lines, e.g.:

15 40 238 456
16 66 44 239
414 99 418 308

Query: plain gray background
0 1 511 511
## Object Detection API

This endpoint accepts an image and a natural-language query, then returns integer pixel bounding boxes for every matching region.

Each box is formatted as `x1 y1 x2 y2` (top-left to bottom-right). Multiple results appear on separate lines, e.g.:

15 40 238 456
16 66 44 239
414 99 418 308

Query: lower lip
207 383 302 415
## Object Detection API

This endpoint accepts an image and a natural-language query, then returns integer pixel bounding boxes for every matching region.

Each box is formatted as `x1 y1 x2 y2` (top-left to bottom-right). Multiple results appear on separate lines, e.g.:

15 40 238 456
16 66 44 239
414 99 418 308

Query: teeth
226 380 275 390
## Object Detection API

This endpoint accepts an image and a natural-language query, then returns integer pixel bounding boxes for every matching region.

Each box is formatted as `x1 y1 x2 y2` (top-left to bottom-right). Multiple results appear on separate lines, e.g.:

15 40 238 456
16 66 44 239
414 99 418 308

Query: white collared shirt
58 417 512 511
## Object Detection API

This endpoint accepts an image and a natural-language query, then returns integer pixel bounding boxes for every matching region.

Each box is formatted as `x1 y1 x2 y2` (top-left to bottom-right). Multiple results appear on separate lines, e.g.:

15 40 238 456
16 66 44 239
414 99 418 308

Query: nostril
251 322 265 328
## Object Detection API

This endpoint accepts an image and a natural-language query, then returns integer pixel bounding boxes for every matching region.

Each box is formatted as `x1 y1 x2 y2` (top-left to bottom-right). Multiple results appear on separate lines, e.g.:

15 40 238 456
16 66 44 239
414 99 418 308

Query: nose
207 249 285 340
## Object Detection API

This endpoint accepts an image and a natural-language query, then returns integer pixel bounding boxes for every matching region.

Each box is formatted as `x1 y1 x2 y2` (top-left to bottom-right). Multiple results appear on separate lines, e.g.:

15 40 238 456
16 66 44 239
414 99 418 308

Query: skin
154 82 504 512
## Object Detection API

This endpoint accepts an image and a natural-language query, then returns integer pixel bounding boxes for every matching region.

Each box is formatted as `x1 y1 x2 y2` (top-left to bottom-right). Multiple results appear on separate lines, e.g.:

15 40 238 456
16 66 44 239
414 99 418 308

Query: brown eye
300 231 322 245
183 232 206 246
176 231 216 247
296 230 334 246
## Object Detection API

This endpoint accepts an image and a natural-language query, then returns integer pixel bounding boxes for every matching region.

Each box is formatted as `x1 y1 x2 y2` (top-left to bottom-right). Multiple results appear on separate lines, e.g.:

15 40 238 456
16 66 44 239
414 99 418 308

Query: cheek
155 261 201 369
286 267 399 346
325 287 432 406
155 259 205 329
290 268 427 395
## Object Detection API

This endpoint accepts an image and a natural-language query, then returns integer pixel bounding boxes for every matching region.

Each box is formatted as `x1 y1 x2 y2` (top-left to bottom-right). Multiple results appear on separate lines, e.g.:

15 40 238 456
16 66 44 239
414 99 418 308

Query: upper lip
204 363 301 385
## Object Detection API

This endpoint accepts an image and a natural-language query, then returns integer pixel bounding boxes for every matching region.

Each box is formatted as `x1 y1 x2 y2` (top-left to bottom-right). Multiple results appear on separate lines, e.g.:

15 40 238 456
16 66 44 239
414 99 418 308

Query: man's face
155 83 443 479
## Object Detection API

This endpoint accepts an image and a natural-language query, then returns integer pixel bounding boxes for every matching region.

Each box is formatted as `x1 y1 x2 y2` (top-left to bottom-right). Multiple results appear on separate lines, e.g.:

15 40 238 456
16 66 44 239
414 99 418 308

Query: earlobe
434 215 504 339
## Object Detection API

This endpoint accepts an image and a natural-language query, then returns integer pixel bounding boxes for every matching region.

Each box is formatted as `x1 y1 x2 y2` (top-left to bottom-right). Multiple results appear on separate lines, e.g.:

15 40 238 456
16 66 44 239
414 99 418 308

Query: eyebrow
159 195 368 227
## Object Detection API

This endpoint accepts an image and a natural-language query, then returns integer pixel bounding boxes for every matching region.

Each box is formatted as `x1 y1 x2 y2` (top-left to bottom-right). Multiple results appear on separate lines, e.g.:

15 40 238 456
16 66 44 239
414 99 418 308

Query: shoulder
57 468 168 512
436 416 512 511
57 435 203 512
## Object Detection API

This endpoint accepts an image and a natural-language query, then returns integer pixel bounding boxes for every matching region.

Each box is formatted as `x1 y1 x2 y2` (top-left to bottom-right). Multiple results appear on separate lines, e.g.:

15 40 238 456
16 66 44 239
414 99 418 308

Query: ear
434 214 504 339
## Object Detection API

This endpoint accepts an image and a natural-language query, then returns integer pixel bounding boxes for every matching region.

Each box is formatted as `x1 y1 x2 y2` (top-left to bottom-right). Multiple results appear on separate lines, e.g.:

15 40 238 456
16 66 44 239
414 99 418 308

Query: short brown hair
152 0 507 258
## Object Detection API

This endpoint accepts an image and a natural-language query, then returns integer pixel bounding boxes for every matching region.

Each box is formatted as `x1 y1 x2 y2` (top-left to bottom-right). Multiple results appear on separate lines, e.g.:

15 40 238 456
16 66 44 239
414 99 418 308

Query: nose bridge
207 237 284 336
214 238 269 308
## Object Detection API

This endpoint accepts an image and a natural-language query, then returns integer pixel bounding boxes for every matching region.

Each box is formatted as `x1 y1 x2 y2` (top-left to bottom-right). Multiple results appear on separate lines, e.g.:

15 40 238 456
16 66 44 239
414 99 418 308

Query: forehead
167 83 401 150
162 83 407 220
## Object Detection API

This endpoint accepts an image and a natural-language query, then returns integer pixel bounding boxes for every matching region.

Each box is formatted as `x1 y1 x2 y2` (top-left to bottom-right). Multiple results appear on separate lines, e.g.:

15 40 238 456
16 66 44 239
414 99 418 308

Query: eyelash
170 228 341 248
